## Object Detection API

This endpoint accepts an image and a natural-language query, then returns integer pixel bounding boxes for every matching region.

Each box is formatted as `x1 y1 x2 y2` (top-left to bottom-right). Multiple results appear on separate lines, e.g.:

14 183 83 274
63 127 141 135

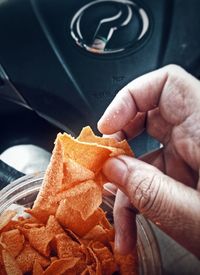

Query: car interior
0 1 200 273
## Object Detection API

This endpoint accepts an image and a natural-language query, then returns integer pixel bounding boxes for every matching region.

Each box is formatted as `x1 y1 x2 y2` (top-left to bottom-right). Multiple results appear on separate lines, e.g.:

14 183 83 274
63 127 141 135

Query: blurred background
0 0 200 157
0 1 200 273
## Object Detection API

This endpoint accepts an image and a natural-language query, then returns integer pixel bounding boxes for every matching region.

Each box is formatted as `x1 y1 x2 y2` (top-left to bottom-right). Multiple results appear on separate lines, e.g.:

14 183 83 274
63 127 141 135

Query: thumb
103 156 200 258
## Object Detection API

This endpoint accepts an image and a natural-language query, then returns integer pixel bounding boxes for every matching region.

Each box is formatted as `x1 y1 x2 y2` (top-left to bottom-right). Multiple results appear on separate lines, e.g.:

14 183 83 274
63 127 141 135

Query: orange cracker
115 250 138 275
16 244 50 273
0 220 18 234
56 180 102 220
56 200 105 237
26 206 56 224
80 267 89 275
0 244 6 275
90 241 117 274
62 158 94 189
58 132 112 173
83 225 112 245
50 256 58 262
16 216 42 227
86 246 102 275
2 250 22 275
78 126 134 156
31 139 64 221
32 260 43 275
28 226 53 257
23 223 43 229
43 258 79 275
0 229 25 258
55 233 84 259
65 228 82 244
46 215 65 252
0 210 16 232
46 215 65 236
27 216 64 257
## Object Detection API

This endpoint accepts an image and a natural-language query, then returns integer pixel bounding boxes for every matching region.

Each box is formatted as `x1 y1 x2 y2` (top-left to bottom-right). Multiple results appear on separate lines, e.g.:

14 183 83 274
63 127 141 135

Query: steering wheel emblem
70 0 150 54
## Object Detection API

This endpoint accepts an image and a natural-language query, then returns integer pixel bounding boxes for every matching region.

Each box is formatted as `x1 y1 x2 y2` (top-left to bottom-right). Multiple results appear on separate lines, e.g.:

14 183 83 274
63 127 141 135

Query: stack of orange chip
0 126 138 274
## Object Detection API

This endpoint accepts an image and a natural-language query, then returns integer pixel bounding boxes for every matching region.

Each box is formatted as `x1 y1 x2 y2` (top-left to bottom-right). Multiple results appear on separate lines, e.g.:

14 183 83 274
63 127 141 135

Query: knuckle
128 169 163 215
164 64 185 76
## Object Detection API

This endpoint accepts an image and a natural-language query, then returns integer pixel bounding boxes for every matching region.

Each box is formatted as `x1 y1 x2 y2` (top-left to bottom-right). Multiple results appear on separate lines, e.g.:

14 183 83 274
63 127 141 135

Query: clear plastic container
0 172 162 274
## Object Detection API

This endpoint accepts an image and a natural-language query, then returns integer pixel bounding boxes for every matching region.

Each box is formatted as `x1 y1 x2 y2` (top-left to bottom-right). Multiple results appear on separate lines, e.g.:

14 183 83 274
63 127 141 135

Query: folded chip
56 200 105 237
0 210 17 232
43 258 79 275
56 180 102 220
90 241 118 274
2 250 22 275
62 158 95 189
32 261 43 275
30 139 64 221
0 229 24 258
58 132 113 172
86 246 102 274
16 244 50 273
55 233 84 260
78 126 134 157
115 251 138 275
0 244 7 275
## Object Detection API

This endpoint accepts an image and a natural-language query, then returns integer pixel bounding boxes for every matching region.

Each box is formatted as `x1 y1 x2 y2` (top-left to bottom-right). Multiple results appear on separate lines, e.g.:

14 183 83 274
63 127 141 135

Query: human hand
98 65 200 258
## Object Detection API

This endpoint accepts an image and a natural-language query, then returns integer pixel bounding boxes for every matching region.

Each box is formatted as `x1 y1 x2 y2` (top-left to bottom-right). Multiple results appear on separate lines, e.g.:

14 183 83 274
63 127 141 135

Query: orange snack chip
83 225 111 245
90 241 118 274
56 200 104 236
46 215 65 236
2 250 22 275
58 132 112 172
55 233 84 259
0 126 138 274
63 157 95 189
16 244 50 273
57 180 102 220
0 244 7 275
78 126 134 157
115 250 138 275
0 229 24 258
28 226 53 257
43 257 79 275
32 261 43 275
30 139 64 221
86 246 102 274
27 216 65 257
0 210 16 232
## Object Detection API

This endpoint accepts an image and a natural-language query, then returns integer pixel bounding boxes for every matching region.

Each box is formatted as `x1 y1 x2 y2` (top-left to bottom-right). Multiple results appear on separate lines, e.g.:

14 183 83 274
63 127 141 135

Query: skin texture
98 65 200 258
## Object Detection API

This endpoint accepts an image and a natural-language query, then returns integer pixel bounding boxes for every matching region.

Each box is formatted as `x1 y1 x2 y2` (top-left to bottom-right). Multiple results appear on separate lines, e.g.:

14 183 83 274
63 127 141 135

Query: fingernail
103 158 128 186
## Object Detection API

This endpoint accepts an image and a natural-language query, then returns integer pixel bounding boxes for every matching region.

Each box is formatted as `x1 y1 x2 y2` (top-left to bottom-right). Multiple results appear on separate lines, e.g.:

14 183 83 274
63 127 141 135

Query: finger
140 147 198 188
103 132 125 142
103 112 146 141
114 189 137 255
98 65 200 135
103 156 200 258
98 67 167 134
